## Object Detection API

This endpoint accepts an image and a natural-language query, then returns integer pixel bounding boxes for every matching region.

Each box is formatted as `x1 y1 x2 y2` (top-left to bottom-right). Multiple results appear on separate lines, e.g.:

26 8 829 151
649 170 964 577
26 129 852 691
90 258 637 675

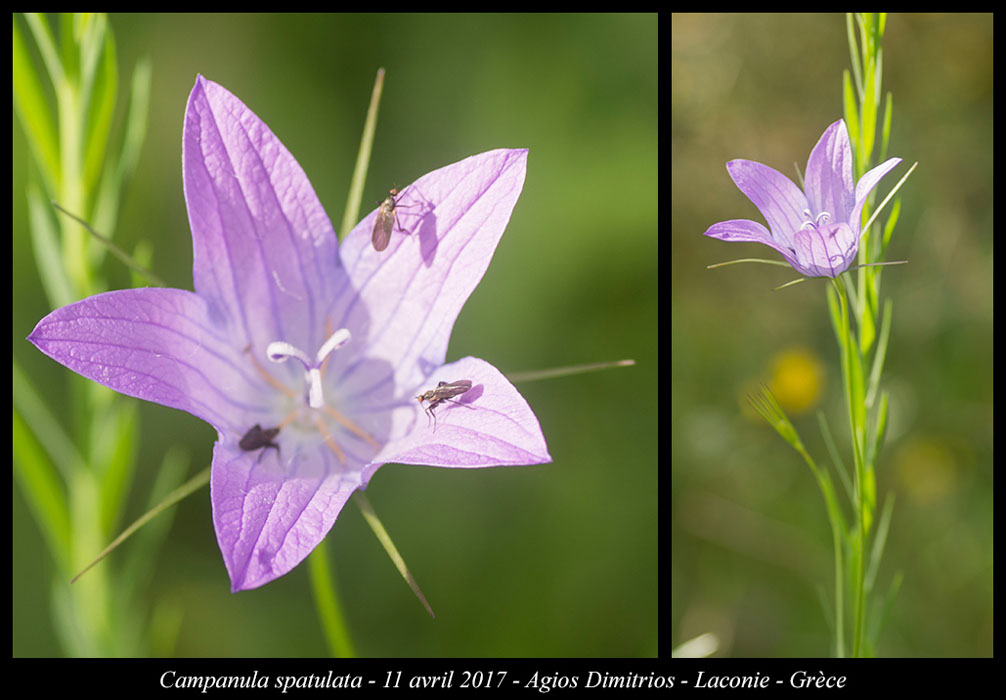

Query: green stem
307 543 356 658
832 277 866 657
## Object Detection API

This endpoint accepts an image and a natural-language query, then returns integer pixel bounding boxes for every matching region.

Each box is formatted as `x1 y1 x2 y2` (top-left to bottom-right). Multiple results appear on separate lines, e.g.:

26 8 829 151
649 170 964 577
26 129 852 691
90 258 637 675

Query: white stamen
800 209 833 231
264 328 352 409
267 341 311 366
315 328 351 364
308 368 324 408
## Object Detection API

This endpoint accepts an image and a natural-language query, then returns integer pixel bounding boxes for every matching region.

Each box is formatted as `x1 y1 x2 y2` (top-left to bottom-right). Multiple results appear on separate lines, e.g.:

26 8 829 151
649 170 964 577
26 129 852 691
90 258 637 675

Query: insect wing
436 380 472 400
372 202 394 251
371 188 399 252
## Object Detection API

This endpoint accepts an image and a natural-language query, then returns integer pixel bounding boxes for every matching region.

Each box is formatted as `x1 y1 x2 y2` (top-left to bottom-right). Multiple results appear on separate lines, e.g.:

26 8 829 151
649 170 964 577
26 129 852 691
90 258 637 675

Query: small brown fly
372 188 411 252
416 379 473 431
239 424 281 463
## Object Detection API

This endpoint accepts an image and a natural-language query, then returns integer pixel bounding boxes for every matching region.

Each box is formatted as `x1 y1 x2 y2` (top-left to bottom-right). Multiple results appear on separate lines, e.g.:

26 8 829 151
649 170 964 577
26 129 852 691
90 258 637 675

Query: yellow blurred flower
768 347 824 415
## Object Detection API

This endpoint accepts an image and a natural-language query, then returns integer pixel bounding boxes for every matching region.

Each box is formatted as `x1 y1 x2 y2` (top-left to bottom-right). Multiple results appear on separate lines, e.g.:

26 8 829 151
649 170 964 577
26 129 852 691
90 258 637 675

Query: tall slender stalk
728 14 910 657
832 277 866 656
837 12 908 657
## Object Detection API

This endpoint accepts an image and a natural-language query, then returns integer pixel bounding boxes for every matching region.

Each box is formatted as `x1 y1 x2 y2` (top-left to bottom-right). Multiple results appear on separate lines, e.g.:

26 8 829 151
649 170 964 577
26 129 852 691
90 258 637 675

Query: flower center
800 209 832 231
266 328 351 409
246 327 381 465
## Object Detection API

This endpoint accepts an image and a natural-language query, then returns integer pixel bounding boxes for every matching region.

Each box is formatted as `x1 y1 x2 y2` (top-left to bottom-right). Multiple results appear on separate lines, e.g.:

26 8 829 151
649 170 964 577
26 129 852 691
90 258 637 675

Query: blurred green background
13 14 656 656
672 14 992 656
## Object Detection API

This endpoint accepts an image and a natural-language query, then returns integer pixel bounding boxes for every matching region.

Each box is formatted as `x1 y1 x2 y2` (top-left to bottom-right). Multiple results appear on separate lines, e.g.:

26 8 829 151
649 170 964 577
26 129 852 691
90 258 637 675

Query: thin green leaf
92 58 152 246
847 520 864 607
882 197 901 253
868 390 890 468
815 465 849 547
846 14 863 100
507 359 634 384
52 202 167 287
13 358 84 483
865 299 893 408
849 335 867 444
875 48 884 98
855 214 876 355
23 13 65 88
70 466 210 584
13 409 72 574
818 411 854 508
841 270 860 315
860 58 878 167
842 71 861 174
862 466 876 535
866 262 880 327
859 283 876 355
90 400 138 535
120 447 189 593
13 16 61 194
868 570 903 651
747 384 805 452
121 58 151 180
76 14 107 129
340 67 386 241
880 91 893 163
826 283 843 348
59 13 79 80
866 206 881 261
772 277 810 291
28 185 75 308
862 162 917 235
841 273 864 347
706 257 791 270
844 261 907 277
353 491 435 618
865 493 895 593
862 13 876 57
83 18 117 196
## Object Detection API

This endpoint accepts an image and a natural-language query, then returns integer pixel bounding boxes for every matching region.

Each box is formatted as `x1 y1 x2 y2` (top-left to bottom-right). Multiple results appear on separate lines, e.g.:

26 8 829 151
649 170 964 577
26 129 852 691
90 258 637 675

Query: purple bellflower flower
28 75 551 591
704 120 901 278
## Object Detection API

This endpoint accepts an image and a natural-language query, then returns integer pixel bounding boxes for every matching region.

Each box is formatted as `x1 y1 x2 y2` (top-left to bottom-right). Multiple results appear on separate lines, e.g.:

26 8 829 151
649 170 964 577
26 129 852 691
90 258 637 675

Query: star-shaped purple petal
29 75 551 591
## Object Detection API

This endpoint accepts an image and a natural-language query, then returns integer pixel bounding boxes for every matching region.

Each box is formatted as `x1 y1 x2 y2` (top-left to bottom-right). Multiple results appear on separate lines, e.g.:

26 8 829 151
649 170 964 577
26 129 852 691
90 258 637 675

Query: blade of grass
13 16 60 194
340 67 385 240
52 202 167 286
70 466 210 583
13 409 72 573
507 359 634 384
353 491 435 618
